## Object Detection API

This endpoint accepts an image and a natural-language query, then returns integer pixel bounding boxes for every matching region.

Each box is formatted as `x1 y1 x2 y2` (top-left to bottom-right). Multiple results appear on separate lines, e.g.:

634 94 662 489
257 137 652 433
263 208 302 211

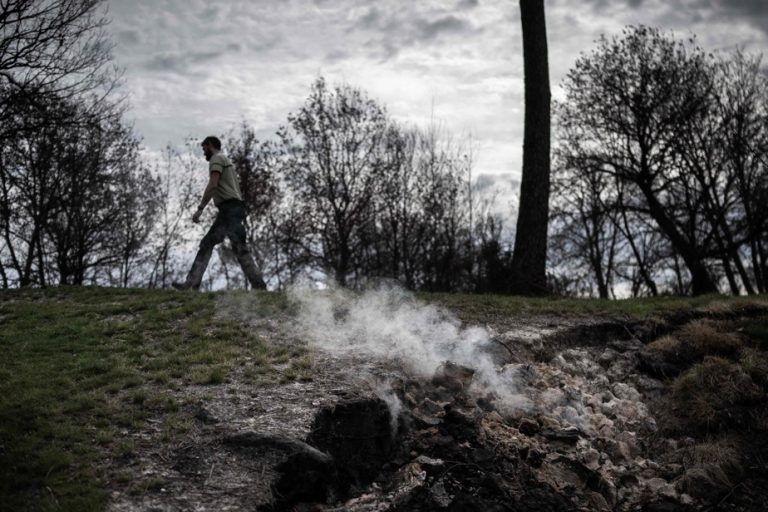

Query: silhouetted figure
173 136 267 290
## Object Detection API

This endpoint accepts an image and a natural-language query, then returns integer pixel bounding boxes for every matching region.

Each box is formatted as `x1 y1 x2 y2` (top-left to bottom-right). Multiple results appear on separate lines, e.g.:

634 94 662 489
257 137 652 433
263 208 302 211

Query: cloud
105 0 768 193
415 15 475 41
351 7 481 61
116 29 140 46
458 0 480 8
142 50 223 73
702 0 768 35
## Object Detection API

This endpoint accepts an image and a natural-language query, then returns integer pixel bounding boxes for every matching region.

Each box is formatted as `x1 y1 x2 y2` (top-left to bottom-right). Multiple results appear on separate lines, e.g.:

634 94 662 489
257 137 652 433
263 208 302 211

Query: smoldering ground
288 283 531 415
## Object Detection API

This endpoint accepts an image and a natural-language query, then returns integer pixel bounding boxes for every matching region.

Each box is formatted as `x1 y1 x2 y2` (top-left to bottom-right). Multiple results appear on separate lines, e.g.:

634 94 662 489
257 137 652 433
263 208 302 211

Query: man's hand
192 208 203 223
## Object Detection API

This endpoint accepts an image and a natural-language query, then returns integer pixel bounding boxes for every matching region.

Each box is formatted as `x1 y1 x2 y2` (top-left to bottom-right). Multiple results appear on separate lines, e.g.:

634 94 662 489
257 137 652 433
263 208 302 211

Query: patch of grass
675 319 742 357
679 438 742 475
739 347 768 389
161 415 193 438
0 286 288 511
734 316 768 350
190 365 229 385
670 356 764 432
127 476 165 496
113 441 136 460
644 320 744 376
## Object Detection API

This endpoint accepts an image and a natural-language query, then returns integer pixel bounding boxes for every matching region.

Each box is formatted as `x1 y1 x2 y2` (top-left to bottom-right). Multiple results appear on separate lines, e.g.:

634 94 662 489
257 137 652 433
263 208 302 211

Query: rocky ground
106 297 768 512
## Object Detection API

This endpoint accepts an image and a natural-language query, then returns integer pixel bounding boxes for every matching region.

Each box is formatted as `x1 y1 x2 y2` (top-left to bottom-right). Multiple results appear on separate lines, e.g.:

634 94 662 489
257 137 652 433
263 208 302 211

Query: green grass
0 286 287 512
421 291 768 324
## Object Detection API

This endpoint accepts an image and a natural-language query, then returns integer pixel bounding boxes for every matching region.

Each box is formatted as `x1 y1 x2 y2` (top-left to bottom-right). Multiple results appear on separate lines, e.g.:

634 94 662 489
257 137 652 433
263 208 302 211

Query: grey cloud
325 49 351 63
143 50 222 72
116 29 140 46
249 35 284 54
415 15 474 41
360 7 383 29
457 0 480 9
352 9 479 62
703 0 768 35
578 0 768 35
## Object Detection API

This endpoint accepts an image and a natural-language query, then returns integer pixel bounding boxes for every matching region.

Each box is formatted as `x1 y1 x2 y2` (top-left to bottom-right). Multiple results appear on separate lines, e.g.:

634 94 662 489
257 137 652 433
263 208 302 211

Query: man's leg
227 204 267 290
173 217 226 290
233 242 267 289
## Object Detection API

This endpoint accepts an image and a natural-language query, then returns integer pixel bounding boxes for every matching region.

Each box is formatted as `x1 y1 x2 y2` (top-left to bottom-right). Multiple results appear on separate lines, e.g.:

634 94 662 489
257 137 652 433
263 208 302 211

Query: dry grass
645 335 683 358
680 438 742 476
675 319 742 358
670 356 763 432
739 347 768 389
644 320 744 376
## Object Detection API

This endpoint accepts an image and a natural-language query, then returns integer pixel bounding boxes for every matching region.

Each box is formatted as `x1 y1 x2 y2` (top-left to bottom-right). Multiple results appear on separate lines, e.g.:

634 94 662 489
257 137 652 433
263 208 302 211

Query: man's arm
192 171 220 223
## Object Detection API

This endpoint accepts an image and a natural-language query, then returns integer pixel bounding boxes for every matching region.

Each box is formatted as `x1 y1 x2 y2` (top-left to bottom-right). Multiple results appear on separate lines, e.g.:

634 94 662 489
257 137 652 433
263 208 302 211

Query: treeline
0 0 158 288
1 2 517 292
549 26 768 297
2 2 766 296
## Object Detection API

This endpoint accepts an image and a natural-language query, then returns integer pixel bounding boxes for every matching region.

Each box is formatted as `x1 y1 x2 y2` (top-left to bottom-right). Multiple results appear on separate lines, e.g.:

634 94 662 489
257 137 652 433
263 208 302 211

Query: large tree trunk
510 0 551 296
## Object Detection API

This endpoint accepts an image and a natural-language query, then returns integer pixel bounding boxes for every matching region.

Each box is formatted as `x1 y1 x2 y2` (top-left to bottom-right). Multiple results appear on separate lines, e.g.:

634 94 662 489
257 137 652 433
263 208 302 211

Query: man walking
173 136 267 290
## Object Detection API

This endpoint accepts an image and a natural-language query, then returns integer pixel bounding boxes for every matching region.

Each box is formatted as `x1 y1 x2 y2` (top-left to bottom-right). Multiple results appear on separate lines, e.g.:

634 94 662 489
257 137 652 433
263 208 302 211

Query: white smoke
287 283 531 413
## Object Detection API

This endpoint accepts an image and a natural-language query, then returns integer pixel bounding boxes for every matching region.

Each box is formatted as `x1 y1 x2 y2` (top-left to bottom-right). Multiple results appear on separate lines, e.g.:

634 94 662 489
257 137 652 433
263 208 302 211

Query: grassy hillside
0 287 765 511
0 287 295 511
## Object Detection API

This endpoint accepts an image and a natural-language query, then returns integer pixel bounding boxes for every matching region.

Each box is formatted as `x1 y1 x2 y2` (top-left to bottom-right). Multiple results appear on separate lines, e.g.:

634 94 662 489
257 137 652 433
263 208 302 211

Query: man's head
201 136 221 161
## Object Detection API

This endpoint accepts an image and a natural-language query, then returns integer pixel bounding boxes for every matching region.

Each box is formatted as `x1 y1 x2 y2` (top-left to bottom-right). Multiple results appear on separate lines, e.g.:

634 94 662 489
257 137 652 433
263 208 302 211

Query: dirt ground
105 299 768 512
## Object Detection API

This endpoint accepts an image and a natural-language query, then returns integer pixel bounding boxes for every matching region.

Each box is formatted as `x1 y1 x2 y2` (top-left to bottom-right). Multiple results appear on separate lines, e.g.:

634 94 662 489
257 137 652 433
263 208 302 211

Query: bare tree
550 158 620 299
278 77 392 286
716 52 768 293
0 0 118 138
558 26 720 295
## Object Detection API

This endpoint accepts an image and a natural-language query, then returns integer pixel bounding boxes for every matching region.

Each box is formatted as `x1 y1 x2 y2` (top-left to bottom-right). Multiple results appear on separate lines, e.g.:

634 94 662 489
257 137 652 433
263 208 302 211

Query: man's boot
173 245 213 290
236 251 267 290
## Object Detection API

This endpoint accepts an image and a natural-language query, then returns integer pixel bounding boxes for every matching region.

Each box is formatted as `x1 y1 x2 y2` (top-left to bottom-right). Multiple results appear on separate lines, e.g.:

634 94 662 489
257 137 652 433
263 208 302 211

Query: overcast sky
106 0 768 184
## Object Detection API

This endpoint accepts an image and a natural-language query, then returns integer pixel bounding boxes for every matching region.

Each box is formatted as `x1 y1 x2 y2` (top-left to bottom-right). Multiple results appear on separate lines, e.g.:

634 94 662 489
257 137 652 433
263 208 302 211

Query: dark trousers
184 199 266 289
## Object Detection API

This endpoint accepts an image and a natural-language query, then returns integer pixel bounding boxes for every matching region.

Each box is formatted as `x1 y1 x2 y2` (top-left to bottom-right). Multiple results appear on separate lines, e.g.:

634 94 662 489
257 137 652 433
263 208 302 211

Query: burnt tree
510 0 551 295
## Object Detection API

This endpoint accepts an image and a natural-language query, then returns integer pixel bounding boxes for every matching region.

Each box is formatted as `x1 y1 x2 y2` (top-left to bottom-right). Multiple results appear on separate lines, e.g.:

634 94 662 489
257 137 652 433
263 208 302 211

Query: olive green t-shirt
209 152 242 206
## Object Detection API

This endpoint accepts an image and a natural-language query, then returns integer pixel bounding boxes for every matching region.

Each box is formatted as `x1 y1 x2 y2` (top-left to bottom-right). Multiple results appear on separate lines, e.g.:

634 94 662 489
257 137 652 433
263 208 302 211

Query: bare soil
105 304 768 512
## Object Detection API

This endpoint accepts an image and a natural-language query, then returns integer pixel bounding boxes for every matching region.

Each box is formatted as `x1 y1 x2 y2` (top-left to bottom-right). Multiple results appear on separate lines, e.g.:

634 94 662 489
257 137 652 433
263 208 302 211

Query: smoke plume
287 284 531 413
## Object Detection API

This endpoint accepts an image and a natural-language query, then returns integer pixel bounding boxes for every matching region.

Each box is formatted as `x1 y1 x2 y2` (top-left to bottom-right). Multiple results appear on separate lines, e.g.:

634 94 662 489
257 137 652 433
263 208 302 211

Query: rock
432 361 475 391
422 397 446 415
541 426 582 444
429 479 452 508
413 455 444 468
410 407 442 427
193 404 219 424
526 448 544 468
581 448 601 470
608 440 633 465
587 491 611 511
646 477 668 493
518 417 540 436
612 382 642 401
307 397 396 495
